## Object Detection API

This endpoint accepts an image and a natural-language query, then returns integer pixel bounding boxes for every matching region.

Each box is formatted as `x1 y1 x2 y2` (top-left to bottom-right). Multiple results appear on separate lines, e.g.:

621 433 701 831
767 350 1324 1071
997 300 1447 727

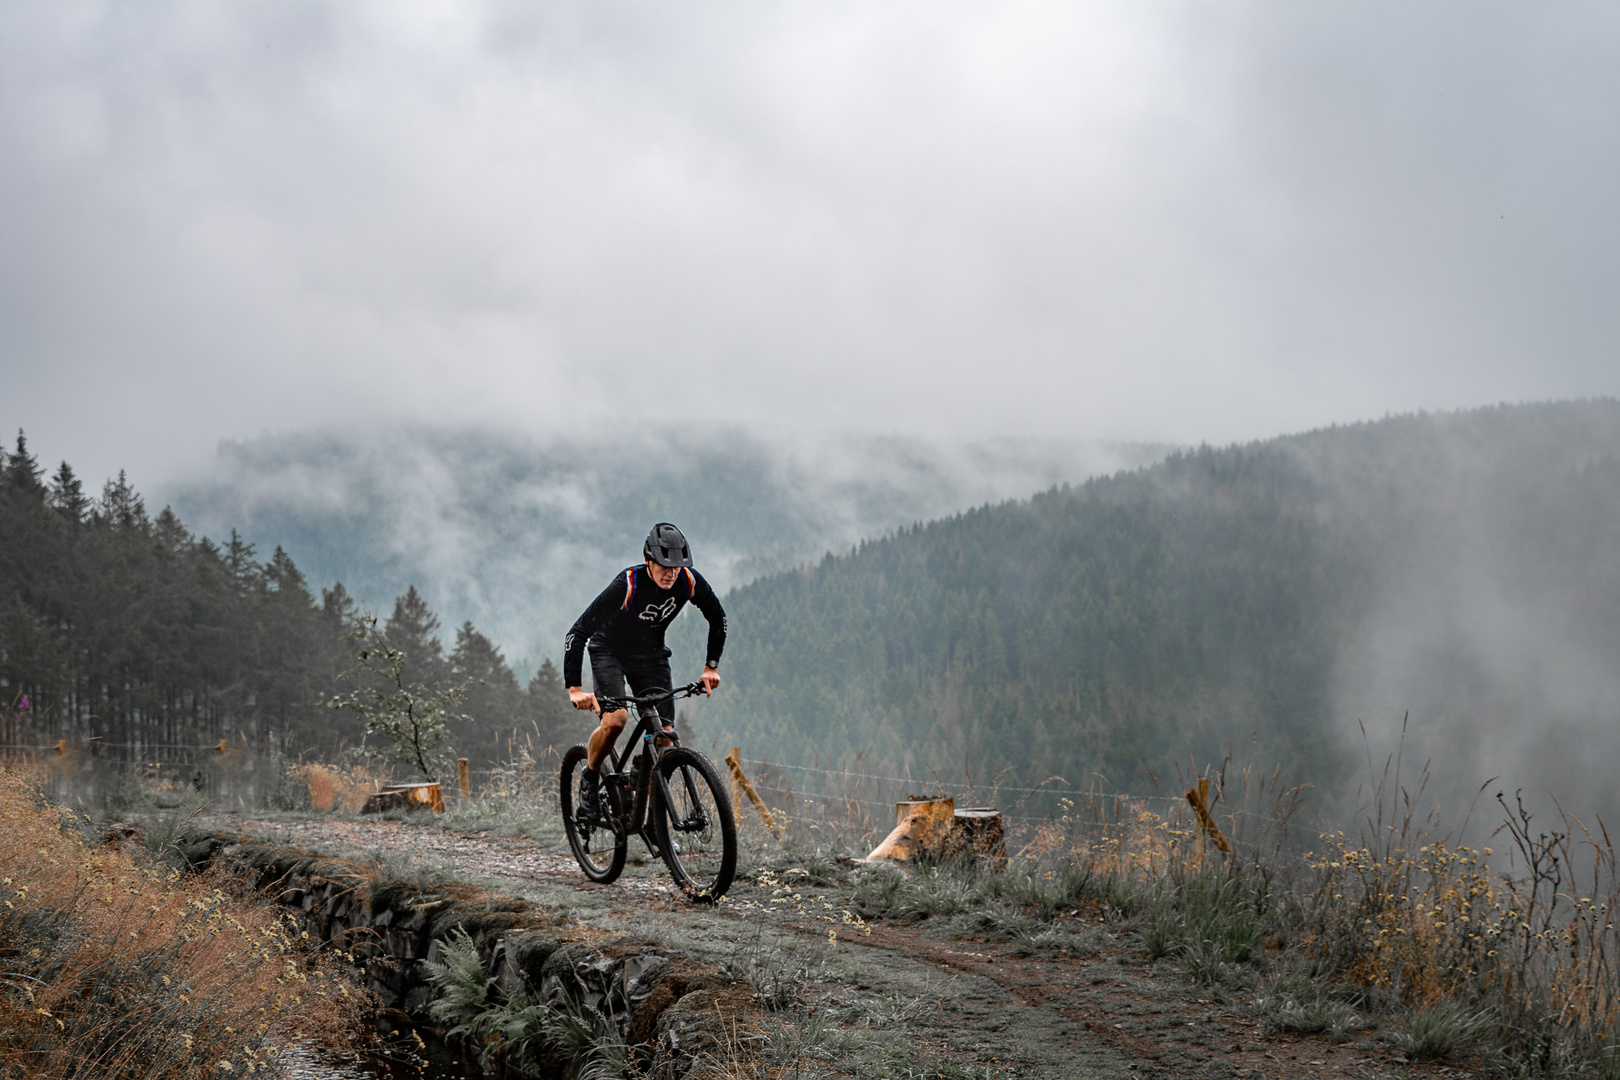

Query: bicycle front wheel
653 748 736 902
560 744 626 884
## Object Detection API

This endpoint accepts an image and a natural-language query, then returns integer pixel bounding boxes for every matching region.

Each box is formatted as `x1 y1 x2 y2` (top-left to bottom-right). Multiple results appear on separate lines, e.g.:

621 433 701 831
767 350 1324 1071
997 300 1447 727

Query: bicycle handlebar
592 681 708 712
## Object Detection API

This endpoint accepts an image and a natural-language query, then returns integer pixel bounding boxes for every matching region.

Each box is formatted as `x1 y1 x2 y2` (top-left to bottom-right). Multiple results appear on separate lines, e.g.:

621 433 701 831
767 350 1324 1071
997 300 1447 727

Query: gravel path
197 812 1448 1080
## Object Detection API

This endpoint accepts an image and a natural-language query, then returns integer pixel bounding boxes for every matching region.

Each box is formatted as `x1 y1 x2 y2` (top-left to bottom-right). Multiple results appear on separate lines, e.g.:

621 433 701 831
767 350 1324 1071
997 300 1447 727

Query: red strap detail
620 567 636 610
684 567 696 599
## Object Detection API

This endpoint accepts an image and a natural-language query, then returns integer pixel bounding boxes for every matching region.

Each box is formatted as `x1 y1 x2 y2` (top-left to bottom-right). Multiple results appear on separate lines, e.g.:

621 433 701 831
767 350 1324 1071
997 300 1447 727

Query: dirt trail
198 812 1455 1080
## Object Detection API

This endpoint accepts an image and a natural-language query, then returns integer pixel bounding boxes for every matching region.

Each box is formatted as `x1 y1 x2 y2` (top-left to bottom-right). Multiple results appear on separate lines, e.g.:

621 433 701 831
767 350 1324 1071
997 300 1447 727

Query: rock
496 931 563 998
650 987 753 1079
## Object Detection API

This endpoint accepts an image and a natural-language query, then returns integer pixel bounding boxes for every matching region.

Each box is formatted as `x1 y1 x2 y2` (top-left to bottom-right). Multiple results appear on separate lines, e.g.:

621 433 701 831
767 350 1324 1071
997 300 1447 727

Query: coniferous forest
674 400 1620 818
4 401 1619 820
0 435 572 767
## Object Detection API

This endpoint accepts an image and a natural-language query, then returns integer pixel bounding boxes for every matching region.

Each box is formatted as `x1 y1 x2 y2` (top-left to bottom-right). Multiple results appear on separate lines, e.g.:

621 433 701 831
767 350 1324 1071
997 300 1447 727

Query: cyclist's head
643 522 694 569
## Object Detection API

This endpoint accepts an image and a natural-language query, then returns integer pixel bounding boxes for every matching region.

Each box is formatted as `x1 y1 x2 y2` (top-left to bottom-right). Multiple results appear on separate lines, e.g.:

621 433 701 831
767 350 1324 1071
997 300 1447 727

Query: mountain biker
564 522 726 822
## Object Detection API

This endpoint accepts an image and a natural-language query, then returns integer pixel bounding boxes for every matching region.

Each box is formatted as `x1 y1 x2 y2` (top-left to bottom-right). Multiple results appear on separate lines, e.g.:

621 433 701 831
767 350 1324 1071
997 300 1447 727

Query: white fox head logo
639 598 678 623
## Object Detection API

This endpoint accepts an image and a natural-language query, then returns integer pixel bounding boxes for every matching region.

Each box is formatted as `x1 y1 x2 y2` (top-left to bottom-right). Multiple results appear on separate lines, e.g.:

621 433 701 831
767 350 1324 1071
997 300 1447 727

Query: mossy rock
427 905 530 944
497 931 564 996
626 957 726 1046
649 985 757 1079
540 941 614 1006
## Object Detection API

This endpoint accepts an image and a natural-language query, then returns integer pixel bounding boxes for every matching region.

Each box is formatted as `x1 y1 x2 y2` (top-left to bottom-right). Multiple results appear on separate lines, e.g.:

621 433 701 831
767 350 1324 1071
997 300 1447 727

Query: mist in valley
1302 406 1620 838
5 403 1618 846
150 405 1620 836
161 425 1169 678
667 403 1620 838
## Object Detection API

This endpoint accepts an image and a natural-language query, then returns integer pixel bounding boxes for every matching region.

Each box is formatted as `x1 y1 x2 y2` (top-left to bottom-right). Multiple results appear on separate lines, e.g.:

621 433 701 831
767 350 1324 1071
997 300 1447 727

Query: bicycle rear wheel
653 748 736 902
560 744 626 884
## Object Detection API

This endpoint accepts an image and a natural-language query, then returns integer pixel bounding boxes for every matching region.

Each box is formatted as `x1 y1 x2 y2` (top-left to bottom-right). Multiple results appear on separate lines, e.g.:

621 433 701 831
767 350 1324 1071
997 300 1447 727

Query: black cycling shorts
588 647 675 727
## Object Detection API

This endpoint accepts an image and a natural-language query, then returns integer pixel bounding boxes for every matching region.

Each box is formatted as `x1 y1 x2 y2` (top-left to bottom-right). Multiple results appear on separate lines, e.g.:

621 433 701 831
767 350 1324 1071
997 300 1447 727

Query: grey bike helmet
644 522 694 568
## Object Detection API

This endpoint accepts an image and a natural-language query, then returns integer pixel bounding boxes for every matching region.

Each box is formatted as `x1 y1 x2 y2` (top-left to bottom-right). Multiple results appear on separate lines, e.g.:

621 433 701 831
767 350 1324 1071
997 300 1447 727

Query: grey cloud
1 1 1618 486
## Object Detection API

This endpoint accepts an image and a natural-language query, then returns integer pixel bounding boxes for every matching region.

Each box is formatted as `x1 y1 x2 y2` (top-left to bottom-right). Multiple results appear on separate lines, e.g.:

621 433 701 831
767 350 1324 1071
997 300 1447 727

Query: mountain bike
559 682 737 902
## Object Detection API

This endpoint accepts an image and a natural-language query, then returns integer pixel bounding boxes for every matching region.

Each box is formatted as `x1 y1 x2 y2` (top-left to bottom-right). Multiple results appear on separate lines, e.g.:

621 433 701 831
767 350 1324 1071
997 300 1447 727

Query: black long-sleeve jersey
562 565 727 687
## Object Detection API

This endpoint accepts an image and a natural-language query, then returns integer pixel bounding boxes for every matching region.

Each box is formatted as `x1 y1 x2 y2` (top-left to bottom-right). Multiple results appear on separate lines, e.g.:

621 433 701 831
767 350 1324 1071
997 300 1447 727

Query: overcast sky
2 0 1617 486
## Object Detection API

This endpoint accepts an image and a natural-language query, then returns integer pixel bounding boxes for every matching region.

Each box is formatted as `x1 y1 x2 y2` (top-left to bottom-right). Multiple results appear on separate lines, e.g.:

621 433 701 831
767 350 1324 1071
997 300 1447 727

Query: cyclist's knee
599 709 627 735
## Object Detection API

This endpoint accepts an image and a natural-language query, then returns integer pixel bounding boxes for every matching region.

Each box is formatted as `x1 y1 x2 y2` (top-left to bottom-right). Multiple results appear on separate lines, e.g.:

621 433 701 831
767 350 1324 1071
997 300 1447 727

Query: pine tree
153 507 191 553
448 620 522 764
4 432 43 499
322 582 358 627
525 658 576 752
97 471 147 529
49 463 87 523
384 585 450 687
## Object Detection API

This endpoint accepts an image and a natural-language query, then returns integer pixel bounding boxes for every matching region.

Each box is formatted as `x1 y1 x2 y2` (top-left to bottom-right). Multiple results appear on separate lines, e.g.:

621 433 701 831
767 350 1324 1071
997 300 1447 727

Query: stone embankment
189 834 751 1078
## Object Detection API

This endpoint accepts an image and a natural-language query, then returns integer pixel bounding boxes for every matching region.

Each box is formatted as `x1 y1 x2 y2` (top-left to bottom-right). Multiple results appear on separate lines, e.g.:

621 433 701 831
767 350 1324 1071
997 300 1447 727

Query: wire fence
0 736 1311 861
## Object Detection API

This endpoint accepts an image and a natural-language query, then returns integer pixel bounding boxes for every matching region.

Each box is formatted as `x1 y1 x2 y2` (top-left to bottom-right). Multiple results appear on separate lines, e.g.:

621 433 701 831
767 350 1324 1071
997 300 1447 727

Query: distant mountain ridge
161 428 1167 676
673 401 1620 825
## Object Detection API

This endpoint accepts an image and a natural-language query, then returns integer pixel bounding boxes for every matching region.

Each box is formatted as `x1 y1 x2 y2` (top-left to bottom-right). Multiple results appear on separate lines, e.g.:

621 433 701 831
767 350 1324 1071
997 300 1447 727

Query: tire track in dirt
202 814 1463 1079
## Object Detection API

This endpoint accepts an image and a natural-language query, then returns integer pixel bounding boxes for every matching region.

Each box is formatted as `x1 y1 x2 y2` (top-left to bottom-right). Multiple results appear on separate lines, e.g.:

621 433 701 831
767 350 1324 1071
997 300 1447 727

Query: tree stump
944 808 1006 862
361 782 445 815
863 799 1006 864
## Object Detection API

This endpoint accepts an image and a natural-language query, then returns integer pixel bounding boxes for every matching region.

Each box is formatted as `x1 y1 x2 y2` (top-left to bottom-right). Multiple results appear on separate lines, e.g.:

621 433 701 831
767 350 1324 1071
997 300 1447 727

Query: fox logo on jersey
639 598 679 623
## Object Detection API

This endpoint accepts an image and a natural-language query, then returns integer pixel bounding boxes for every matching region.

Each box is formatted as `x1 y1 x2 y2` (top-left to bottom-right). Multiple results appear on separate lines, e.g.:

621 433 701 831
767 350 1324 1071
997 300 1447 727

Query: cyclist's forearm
692 576 727 667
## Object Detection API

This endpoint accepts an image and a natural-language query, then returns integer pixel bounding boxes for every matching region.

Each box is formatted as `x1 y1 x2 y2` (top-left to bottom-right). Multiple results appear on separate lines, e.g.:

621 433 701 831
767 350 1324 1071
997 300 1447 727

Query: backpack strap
620 567 637 610
683 567 696 599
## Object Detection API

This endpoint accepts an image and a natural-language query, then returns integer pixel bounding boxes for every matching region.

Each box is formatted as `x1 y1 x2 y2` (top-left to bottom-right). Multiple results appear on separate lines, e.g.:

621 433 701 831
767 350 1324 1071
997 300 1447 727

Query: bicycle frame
594 682 709 837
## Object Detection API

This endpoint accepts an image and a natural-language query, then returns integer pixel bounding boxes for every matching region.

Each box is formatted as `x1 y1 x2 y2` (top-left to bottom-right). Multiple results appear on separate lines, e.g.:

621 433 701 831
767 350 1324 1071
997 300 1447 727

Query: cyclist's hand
568 687 599 713
699 667 720 695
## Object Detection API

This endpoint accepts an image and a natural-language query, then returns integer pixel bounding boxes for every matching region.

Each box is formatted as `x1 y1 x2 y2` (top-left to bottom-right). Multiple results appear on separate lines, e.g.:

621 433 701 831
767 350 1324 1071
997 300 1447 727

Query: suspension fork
657 751 710 831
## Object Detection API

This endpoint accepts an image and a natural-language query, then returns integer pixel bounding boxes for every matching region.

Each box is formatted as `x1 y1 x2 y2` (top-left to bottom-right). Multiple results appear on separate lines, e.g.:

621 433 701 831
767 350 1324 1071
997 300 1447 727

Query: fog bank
162 425 1166 674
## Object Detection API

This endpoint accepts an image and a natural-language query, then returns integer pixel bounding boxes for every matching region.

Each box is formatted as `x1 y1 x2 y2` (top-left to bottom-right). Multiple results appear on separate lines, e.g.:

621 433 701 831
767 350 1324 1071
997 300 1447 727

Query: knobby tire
560 744 626 884
652 748 736 902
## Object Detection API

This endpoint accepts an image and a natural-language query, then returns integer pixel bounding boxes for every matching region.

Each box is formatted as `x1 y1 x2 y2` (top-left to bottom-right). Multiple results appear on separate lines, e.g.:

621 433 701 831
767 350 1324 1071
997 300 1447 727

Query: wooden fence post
1185 777 1232 855
724 748 783 840
457 758 471 798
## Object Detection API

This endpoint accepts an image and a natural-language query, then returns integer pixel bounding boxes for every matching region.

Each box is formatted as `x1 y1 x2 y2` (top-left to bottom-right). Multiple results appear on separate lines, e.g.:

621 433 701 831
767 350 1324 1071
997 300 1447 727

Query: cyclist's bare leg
586 709 628 770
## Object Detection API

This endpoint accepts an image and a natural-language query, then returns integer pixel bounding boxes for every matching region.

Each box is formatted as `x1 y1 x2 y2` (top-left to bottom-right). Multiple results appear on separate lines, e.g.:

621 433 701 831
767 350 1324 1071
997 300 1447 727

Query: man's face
646 560 681 589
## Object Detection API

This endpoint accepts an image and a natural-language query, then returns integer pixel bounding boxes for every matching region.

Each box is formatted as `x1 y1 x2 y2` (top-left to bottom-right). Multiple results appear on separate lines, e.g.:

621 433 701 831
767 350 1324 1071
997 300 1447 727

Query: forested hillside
678 402 1620 820
0 438 571 767
9 403 1618 819
163 428 1163 674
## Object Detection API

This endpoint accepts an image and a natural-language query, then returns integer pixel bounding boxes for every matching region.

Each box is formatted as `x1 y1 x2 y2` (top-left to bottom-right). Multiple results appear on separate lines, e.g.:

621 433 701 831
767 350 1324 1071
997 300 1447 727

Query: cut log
361 782 445 815
864 797 956 862
945 808 1006 860
864 800 1006 864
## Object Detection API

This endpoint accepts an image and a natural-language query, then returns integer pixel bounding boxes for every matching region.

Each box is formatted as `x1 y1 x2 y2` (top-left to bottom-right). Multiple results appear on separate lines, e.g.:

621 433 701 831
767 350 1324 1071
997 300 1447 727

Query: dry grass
736 751 1620 1075
0 768 368 1079
1306 778 1620 1071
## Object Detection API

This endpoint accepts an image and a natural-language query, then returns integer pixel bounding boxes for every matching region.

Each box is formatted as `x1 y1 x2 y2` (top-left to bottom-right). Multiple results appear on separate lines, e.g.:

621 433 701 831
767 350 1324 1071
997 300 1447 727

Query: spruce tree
49 463 87 523
525 658 575 752
384 585 450 687
448 620 522 764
